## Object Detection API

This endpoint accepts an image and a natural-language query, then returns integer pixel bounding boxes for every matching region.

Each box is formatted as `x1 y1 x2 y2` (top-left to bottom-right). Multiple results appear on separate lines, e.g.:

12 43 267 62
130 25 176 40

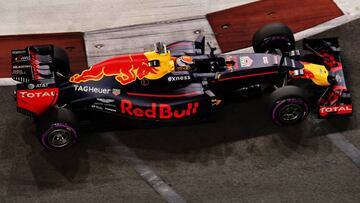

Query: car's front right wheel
269 86 310 126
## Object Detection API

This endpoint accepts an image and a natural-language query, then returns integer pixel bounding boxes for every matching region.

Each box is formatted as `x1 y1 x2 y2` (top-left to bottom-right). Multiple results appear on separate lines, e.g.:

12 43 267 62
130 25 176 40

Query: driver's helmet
176 56 194 67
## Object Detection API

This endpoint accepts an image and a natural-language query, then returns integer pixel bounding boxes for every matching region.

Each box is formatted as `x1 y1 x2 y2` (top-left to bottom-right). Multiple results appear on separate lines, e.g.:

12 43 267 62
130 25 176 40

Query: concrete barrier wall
0 0 257 35
85 16 220 65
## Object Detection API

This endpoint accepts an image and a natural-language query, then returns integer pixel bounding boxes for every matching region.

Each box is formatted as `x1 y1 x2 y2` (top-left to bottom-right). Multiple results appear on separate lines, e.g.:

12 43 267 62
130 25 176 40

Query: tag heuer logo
239 56 253 67
112 88 121 96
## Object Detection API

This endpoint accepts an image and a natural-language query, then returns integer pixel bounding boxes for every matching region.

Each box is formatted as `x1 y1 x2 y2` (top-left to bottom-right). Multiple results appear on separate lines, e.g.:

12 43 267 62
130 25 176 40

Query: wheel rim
48 128 73 148
279 104 303 122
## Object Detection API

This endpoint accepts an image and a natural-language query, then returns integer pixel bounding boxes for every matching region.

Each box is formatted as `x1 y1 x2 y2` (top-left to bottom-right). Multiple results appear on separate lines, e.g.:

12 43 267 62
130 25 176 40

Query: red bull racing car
12 23 352 150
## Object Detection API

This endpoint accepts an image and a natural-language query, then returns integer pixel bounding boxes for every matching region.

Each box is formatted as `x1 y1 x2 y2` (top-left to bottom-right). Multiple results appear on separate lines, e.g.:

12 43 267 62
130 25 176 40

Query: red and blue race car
12 23 352 150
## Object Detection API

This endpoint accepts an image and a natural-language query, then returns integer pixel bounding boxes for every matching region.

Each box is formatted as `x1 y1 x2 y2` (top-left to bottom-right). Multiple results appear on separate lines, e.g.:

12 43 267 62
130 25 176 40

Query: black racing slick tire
252 23 295 54
269 86 310 126
53 46 71 77
36 108 79 150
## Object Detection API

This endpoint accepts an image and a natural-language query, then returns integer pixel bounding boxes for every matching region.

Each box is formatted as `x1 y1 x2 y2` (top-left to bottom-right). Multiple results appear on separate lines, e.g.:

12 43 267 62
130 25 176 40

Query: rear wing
12 45 55 84
303 38 352 117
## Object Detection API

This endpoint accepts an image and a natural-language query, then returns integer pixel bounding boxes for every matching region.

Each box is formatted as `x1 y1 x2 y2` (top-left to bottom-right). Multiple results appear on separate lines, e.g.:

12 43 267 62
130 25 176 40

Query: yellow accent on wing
303 63 330 86
144 51 175 80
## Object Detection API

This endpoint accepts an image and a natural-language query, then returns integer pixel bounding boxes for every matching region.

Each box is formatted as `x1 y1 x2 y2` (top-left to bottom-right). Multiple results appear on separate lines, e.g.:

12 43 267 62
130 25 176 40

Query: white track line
0 78 18 86
103 133 187 203
311 117 360 167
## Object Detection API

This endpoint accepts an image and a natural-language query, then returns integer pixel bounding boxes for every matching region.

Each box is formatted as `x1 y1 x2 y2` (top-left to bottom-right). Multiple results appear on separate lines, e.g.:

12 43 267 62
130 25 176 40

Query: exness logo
120 99 199 119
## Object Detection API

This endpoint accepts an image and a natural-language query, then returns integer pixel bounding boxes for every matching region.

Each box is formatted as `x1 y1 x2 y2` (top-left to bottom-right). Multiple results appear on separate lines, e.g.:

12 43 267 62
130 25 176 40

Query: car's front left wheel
252 23 295 54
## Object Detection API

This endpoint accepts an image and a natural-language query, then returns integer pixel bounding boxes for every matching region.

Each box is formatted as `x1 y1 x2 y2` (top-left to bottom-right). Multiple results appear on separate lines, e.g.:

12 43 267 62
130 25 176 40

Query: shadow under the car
12 94 353 190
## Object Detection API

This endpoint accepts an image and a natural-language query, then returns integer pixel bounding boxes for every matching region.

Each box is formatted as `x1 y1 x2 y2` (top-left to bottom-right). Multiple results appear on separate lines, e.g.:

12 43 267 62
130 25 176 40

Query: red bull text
120 99 199 119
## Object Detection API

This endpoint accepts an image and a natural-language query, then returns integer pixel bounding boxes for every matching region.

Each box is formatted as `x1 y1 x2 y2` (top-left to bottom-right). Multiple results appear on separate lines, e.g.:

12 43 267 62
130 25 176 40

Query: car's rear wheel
252 23 295 54
36 107 78 150
269 86 309 125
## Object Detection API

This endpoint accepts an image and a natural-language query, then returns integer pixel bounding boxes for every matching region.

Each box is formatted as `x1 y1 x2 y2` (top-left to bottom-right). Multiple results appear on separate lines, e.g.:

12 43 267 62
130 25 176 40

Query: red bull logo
70 51 175 85
120 99 199 119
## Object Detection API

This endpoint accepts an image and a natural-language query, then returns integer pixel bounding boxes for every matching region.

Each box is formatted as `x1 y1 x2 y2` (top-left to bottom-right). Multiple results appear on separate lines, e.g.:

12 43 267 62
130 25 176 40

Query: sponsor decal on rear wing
11 49 32 83
11 46 55 84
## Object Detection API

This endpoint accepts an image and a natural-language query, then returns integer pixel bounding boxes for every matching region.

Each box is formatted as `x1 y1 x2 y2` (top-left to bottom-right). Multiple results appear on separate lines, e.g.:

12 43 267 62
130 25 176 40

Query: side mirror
195 35 205 55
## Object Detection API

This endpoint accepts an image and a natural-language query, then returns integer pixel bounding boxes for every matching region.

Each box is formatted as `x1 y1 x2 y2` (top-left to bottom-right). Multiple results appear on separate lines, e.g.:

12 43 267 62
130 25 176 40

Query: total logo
74 85 111 94
19 91 56 98
120 99 199 119
320 105 352 115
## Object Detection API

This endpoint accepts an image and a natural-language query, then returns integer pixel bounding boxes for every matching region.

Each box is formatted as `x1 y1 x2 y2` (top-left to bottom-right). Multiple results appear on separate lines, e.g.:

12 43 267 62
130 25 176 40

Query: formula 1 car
12 23 352 150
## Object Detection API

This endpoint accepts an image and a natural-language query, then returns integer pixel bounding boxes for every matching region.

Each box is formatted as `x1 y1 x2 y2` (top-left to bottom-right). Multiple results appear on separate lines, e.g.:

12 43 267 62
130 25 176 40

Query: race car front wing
304 38 352 117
